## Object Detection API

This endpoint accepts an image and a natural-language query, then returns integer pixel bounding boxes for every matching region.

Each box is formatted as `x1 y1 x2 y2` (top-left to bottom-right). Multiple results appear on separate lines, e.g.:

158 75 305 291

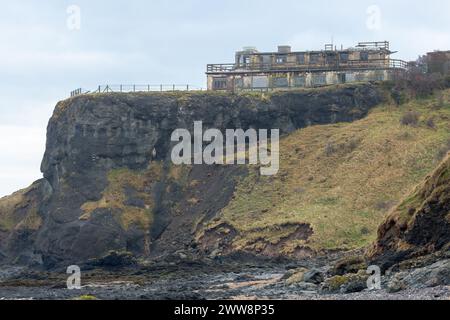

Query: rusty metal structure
206 41 407 91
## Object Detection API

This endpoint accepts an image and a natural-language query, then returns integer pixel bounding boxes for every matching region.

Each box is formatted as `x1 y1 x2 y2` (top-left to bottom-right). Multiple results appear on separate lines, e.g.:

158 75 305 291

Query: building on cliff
425 50 450 75
206 41 408 91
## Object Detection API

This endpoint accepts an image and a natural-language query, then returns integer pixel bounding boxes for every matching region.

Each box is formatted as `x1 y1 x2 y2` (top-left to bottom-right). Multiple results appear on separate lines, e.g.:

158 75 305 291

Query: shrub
324 139 359 157
400 111 420 126
391 73 446 102
408 73 445 98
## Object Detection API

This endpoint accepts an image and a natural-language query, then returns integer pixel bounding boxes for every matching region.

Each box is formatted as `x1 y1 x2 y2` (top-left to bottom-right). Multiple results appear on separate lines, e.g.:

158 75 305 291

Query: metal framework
207 59 408 74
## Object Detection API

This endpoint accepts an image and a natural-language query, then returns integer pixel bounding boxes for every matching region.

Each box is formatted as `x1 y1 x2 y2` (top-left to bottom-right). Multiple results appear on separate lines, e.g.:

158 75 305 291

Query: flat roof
236 48 393 56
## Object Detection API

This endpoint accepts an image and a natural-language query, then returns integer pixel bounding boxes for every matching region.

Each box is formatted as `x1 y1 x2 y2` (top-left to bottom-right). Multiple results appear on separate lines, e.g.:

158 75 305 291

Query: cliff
0 85 384 267
2 84 450 269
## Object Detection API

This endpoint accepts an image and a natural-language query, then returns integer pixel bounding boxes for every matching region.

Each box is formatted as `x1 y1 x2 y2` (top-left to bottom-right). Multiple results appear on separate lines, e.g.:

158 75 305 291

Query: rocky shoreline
1 250 448 300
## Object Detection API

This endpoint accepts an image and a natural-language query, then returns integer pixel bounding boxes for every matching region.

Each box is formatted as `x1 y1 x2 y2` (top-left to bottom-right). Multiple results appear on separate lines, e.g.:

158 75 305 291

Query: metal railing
70 84 204 97
70 88 90 97
207 59 408 73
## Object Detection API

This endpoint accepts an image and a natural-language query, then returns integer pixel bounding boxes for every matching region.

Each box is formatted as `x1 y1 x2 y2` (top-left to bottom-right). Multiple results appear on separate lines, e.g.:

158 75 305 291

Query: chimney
278 45 291 54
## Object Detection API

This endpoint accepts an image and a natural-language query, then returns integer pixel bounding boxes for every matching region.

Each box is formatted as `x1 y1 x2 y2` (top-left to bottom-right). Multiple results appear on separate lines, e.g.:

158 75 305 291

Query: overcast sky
1 0 450 197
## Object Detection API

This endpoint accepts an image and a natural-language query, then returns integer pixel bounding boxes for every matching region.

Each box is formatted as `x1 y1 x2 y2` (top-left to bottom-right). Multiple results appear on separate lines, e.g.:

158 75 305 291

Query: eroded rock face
368 154 450 271
0 85 384 267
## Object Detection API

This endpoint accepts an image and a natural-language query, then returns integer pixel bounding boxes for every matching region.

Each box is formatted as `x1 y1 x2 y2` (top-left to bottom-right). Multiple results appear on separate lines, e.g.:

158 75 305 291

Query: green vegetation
201 89 450 254
73 295 98 300
79 162 193 231
382 151 450 230
80 163 164 230
0 184 42 231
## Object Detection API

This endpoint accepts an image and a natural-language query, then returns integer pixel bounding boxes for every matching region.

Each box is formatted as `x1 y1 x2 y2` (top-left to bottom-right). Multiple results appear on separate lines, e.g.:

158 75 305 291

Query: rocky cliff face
368 154 450 270
0 85 385 267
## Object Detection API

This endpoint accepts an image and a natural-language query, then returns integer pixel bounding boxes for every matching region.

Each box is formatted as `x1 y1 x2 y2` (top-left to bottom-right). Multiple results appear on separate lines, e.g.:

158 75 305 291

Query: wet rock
290 282 318 292
387 274 406 293
331 256 367 276
423 260 450 287
88 251 137 268
388 259 450 291
281 269 297 280
235 274 256 282
284 268 308 285
321 271 369 294
303 269 324 284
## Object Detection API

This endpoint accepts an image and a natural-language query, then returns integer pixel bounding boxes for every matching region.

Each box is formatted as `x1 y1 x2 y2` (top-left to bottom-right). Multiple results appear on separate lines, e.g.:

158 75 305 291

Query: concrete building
206 41 407 91
426 51 450 75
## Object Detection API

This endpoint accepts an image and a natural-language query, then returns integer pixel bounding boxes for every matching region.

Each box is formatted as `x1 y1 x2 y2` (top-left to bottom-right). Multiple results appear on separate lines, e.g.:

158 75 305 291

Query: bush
401 111 420 126
324 139 359 157
390 72 447 103
408 73 445 98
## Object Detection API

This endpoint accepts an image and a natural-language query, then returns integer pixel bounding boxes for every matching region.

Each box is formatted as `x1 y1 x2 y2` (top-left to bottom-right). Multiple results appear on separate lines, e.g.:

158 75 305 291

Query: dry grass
0 184 42 231
207 89 450 252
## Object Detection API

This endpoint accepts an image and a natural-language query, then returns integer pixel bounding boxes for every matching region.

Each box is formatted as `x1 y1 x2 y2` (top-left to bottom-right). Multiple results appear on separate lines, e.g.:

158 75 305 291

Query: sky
0 0 450 197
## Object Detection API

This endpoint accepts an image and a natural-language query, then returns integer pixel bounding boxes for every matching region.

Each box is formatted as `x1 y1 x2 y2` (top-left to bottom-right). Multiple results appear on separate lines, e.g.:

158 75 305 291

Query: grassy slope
368 152 450 259
0 182 42 232
206 89 450 254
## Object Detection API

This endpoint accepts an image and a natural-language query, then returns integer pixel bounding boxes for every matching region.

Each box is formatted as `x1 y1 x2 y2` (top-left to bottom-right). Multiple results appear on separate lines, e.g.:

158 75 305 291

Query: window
312 74 326 86
276 55 287 64
273 76 289 87
297 53 305 64
310 53 321 64
252 76 269 88
360 52 369 61
234 78 243 88
213 78 228 90
374 73 385 81
261 55 271 66
326 53 337 65
340 52 349 63
241 55 251 65
293 76 306 87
